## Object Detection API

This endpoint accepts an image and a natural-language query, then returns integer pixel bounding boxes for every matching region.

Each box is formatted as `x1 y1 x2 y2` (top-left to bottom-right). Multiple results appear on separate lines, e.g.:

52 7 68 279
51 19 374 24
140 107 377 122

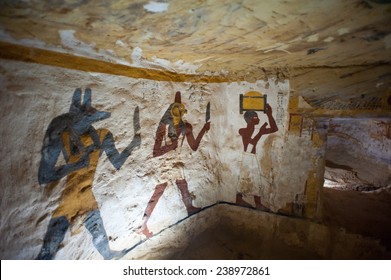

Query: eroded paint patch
306 34 319 42
337 28 350 35
143 1 169 13
59 30 96 53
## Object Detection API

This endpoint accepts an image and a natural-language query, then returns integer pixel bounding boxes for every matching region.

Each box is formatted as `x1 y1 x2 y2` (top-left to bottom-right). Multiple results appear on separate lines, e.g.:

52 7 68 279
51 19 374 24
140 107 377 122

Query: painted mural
36 88 141 260
139 91 211 238
0 59 302 259
236 91 279 211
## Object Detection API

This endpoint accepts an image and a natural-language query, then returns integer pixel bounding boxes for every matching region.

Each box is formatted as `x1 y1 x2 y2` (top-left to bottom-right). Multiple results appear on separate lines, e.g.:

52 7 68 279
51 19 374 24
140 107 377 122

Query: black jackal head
69 88 111 134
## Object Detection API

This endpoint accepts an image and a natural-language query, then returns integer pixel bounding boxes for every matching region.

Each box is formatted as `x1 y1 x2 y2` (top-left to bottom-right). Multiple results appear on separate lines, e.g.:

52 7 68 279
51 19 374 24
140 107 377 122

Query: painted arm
38 126 93 185
185 122 210 151
263 104 278 134
153 123 178 157
252 104 278 142
102 106 141 169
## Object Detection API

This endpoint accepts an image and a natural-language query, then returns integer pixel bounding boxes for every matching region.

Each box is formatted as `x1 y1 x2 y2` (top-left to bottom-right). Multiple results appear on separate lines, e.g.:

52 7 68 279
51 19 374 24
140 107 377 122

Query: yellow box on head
240 91 267 114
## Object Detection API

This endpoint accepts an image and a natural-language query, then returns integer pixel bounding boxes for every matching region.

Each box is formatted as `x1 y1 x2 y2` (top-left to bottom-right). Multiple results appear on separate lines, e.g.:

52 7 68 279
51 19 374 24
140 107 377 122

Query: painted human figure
36 88 141 259
237 104 278 210
139 91 210 238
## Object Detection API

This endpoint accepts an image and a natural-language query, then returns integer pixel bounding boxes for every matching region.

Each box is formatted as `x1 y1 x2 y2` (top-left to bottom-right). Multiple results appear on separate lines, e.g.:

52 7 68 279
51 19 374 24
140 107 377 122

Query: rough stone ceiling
0 0 390 101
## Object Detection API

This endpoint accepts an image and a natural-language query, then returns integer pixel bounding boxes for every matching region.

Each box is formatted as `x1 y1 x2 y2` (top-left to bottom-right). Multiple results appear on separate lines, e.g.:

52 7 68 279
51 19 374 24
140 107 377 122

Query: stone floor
123 188 391 260
171 186 391 260
321 186 391 251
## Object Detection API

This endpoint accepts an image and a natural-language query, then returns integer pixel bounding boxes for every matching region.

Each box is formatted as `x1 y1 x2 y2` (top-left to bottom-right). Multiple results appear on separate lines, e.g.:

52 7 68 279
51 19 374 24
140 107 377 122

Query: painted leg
36 216 69 260
254 195 270 212
139 182 167 238
84 210 126 260
176 179 201 215
236 193 252 208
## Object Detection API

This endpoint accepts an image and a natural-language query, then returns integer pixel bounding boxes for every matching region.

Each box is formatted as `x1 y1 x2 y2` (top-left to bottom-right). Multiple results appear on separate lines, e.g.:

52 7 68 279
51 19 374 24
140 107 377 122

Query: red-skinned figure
237 104 278 210
139 91 210 238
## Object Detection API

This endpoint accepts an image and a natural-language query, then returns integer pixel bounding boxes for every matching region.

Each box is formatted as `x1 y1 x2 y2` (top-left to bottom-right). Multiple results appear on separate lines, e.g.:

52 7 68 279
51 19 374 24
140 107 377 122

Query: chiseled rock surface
1 0 390 78
325 118 391 190
0 0 390 104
